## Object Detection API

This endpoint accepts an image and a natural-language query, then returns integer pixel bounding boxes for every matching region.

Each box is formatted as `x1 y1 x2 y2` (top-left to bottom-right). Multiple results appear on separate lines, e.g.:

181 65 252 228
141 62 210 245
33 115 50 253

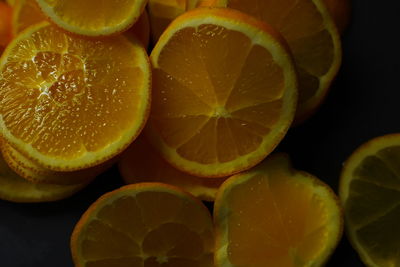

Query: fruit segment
203 0 341 122
0 23 150 171
340 134 400 267
0 142 86 203
71 183 214 267
36 0 148 36
214 154 343 267
148 8 297 177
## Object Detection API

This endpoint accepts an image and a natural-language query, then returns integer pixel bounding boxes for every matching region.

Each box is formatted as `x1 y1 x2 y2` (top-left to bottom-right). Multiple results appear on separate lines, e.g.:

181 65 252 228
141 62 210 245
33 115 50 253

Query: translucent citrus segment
12 0 47 35
1 142 111 185
202 0 341 123
214 154 343 267
148 8 297 177
0 22 151 171
35 0 149 36
71 183 214 267
148 0 200 43
0 142 87 203
340 134 400 267
119 135 228 201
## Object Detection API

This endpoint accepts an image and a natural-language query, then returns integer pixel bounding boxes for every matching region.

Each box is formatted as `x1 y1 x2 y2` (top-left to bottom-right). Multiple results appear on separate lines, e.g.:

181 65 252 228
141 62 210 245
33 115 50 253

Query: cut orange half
148 0 200 43
340 134 400 267
12 0 47 35
71 183 214 267
0 143 87 203
202 0 342 122
214 153 343 266
1 142 110 185
119 135 228 201
147 8 297 178
0 22 151 171
35 0 149 36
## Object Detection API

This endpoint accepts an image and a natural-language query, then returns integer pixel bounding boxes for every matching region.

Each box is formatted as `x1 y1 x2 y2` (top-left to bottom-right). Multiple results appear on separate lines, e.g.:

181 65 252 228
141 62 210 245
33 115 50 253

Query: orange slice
147 8 297 178
202 0 342 123
340 134 400 267
12 0 47 35
214 153 343 266
70 183 214 267
119 135 228 201
148 0 200 43
0 143 87 203
0 1 12 49
1 142 110 185
324 0 351 34
35 0 149 36
126 10 150 49
0 22 151 171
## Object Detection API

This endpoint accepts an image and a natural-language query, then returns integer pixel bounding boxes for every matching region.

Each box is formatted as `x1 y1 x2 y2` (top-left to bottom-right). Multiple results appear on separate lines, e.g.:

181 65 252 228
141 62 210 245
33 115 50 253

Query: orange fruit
0 22 151 171
12 0 151 48
0 1 12 48
119 135 228 201
35 0 149 36
148 0 200 43
126 10 150 49
340 134 400 267
70 183 214 267
12 0 47 35
1 141 110 185
324 0 351 34
214 153 343 266
147 8 297 178
202 0 342 123
0 142 88 203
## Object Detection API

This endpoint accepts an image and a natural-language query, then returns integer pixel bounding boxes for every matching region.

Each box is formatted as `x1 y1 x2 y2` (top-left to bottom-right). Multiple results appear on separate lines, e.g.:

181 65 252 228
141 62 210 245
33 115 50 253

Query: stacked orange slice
214 154 343 266
71 183 215 267
0 22 151 171
202 0 342 122
35 0 149 36
147 8 298 177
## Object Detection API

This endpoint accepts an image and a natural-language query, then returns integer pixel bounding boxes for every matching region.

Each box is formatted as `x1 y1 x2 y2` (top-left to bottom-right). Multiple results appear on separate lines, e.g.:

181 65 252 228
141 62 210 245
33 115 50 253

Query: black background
1 0 400 266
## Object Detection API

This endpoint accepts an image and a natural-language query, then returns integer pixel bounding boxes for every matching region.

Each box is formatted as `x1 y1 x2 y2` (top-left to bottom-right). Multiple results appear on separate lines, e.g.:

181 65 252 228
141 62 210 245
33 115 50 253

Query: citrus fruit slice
214 153 343 266
126 10 150 49
35 0 148 36
340 134 400 267
0 22 151 171
0 1 12 49
119 135 228 201
148 0 200 43
202 0 342 123
0 143 87 203
324 0 351 34
147 8 297 178
1 142 109 185
12 0 47 35
71 183 214 267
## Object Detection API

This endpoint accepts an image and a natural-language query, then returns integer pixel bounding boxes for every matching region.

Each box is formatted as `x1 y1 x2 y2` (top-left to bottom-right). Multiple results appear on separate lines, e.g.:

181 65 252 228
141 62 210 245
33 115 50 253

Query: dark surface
1 0 400 266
